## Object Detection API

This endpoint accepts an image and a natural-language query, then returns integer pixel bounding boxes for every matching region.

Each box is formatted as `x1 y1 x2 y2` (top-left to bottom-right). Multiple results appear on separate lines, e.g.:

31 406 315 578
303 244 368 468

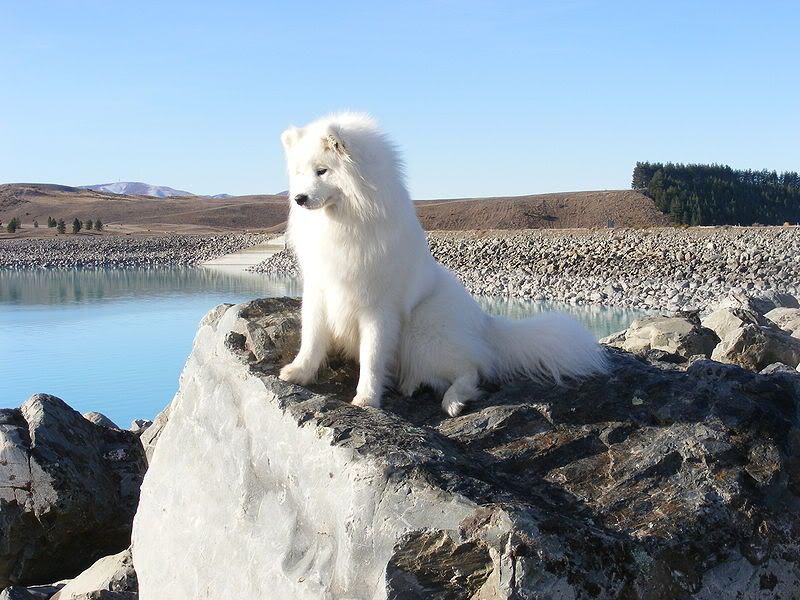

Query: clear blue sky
1 1 798 198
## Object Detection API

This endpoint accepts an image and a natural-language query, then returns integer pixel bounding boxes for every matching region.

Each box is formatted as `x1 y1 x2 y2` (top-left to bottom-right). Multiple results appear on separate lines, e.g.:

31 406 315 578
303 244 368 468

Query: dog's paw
441 393 467 417
278 362 316 386
442 398 466 417
351 393 381 409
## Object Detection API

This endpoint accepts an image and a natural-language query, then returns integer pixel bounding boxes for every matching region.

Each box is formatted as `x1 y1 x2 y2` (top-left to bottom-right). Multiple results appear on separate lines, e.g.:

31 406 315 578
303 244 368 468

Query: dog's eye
315 168 328 176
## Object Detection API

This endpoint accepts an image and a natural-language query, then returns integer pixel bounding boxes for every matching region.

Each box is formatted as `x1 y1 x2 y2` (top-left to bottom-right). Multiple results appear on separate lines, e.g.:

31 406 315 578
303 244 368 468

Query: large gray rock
711 324 800 371
51 549 136 600
701 306 773 340
765 307 800 338
82 412 120 430
133 298 800 599
714 290 799 315
0 395 147 588
601 312 719 358
0 583 65 600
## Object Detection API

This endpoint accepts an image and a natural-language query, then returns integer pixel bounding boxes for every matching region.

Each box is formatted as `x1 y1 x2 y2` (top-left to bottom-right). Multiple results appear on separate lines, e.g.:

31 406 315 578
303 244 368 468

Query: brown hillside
0 185 671 237
415 190 673 230
0 184 288 235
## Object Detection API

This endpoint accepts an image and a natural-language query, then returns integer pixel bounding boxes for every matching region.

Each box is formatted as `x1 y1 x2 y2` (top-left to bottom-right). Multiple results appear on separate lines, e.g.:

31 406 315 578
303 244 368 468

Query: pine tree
72 218 82 233
95 219 103 231
6 218 17 233
57 219 66 234
86 219 93 230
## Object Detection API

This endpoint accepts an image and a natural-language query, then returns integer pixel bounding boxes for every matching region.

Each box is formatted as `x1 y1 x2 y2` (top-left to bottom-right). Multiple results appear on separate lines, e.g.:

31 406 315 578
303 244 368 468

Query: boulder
701 306 773 340
0 583 65 600
601 312 719 358
51 549 137 600
133 298 800 599
765 307 800 338
0 395 147 588
714 290 799 315
711 323 800 372
82 412 120 430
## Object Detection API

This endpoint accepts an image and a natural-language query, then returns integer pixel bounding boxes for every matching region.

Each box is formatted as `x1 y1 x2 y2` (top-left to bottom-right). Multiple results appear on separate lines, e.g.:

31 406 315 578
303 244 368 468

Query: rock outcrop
0 395 147 588
133 298 800 599
600 312 719 359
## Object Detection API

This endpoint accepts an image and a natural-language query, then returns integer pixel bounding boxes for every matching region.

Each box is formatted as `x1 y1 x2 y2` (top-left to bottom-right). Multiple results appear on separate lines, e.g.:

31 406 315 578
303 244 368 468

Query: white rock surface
132 302 476 599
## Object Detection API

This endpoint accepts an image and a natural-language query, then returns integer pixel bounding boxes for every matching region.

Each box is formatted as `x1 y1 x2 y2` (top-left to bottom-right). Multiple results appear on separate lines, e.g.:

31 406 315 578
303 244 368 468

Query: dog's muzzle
294 194 309 206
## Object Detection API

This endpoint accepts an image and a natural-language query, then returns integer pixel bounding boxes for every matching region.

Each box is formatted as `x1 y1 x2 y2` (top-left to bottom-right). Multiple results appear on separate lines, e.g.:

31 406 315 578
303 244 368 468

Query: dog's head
280 113 394 216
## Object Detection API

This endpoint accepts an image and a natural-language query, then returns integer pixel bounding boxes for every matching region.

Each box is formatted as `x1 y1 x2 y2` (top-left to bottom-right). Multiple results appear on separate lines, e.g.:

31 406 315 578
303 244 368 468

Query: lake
0 268 645 427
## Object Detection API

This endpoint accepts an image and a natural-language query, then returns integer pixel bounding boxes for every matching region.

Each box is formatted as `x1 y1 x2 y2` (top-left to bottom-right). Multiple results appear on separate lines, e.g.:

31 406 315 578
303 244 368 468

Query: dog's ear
321 125 347 156
281 126 301 151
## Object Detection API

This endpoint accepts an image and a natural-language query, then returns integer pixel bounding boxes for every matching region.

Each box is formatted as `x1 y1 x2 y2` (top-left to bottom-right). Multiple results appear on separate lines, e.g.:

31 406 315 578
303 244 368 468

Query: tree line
632 162 800 225
5 216 103 234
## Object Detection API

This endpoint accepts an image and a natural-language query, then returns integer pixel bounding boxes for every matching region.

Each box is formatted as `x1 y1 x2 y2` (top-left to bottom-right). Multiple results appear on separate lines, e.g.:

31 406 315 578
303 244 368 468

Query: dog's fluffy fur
278 113 607 416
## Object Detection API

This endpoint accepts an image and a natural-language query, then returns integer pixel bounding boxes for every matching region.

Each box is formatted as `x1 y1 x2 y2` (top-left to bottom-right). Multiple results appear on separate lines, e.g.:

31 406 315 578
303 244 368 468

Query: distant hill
79 182 195 198
415 190 672 230
0 184 673 235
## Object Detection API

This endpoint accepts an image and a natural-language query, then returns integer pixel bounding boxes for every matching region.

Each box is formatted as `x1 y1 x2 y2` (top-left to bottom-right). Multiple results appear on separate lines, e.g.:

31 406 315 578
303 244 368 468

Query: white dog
278 113 607 416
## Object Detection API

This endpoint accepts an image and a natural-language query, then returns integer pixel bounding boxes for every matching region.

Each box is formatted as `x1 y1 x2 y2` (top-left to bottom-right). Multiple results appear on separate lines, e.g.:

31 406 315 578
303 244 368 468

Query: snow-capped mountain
80 182 195 198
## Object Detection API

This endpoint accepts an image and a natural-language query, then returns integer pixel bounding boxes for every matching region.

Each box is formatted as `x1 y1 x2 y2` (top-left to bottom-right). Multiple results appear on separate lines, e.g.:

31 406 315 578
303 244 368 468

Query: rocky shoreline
0 233 273 270
250 227 800 312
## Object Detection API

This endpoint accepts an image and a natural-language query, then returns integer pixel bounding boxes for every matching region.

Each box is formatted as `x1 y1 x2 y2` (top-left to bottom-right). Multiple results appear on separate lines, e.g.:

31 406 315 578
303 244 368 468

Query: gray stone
715 290 799 315
0 395 147 588
701 306 772 340
127 420 151 434
51 548 136 600
138 406 169 466
712 324 800 372
603 313 719 358
82 412 119 430
0 583 65 600
765 307 800 338
133 298 800 599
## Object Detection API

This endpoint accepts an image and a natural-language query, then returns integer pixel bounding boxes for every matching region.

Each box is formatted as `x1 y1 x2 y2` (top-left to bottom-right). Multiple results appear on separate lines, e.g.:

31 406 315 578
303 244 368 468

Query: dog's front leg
279 288 330 385
352 311 399 409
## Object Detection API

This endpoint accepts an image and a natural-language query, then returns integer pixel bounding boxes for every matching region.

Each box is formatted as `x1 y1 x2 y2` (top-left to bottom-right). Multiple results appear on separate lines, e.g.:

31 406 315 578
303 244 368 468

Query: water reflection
478 296 646 339
0 267 301 306
0 267 641 426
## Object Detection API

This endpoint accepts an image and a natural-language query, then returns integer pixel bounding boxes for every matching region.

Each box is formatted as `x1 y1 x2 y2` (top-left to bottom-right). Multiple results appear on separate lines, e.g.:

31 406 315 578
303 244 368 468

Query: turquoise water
0 268 643 427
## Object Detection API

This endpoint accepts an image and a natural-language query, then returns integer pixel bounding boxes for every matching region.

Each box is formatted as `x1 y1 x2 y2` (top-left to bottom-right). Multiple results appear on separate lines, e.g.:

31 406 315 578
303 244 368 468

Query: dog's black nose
294 194 309 206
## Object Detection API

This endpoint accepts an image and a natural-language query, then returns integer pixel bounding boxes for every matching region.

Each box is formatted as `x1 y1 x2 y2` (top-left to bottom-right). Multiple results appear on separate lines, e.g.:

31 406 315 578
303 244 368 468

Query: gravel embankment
249 227 800 311
0 234 274 269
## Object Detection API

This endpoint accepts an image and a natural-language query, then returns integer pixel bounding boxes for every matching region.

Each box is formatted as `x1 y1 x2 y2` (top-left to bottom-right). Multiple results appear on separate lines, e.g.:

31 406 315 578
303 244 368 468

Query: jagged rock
714 290 799 315
701 306 774 340
127 420 151 435
765 307 800 338
138 407 169 465
51 549 137 600
133 298 800 599
760 362 799 375
0 583 65 600
0 395 147 588
600 312 719 358
711 323 800 371
82 412 119 430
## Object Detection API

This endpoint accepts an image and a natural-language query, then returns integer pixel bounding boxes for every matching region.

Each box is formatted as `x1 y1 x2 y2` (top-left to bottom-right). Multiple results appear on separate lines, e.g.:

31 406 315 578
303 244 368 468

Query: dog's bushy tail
487 313 608 384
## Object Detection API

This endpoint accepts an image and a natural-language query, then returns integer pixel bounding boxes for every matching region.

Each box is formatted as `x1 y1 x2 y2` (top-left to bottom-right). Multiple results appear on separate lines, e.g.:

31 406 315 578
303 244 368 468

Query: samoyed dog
279 113 607 416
